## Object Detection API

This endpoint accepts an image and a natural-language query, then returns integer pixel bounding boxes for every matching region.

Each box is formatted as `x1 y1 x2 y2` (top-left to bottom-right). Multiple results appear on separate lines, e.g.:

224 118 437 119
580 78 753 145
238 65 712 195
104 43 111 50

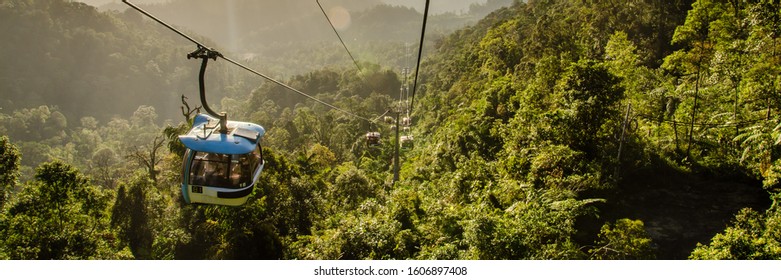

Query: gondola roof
179 114 265 155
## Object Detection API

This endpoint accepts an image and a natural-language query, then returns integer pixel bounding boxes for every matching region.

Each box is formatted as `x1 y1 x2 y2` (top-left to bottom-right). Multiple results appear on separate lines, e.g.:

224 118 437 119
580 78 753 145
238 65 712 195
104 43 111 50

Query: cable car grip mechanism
188 46 228 135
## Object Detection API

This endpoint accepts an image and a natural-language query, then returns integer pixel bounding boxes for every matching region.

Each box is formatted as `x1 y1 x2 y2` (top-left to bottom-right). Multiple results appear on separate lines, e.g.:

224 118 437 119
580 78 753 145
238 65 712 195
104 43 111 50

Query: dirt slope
605 164 771 259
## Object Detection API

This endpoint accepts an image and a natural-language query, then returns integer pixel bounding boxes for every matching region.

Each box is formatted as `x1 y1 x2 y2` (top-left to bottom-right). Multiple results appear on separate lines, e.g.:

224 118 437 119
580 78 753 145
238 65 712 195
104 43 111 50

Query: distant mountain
90 0 513 52
2 0 513 123
78 0 505 16
76 0 166 7
380 0 489 15
86 0 513 80
0 0 208 122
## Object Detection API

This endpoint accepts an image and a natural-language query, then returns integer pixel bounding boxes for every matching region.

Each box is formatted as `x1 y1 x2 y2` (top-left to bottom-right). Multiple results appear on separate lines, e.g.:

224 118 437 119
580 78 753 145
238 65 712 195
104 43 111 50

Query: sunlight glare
328 6 351 31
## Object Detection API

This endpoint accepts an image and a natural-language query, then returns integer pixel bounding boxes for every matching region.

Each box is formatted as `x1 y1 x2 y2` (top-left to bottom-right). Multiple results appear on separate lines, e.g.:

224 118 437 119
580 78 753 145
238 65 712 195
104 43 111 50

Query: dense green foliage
1 161 121 259
690 204 781 259
0 136 20 209
1 0 780 260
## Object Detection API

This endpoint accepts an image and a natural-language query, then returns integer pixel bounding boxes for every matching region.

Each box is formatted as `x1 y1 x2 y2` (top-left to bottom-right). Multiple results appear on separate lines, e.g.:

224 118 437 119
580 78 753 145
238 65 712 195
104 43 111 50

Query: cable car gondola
402 117 411 126
180 114 265 206
366 131 381 146
172 45 268 206
122 0 393 205
121 0 268 206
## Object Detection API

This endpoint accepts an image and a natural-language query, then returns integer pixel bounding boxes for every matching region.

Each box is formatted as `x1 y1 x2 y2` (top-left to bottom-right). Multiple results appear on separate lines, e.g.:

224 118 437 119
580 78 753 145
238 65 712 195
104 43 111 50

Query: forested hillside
0 0 218 122
119 0 515 78
1 0 780 260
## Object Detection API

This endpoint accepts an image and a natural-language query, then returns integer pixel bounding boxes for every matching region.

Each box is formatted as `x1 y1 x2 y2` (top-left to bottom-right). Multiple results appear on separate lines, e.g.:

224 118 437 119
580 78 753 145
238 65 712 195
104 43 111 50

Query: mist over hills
2 0 513 124
78 0 500 15
2 0 781 262
90 0 514 52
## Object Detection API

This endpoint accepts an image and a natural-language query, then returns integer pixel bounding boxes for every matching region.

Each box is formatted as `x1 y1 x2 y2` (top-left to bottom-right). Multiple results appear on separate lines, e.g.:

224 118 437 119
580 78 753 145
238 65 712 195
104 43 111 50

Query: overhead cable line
122 0 376 124
372 109 393 123
122 0 204 48
316 0 363 74
220 54 375 123
409 0 430 115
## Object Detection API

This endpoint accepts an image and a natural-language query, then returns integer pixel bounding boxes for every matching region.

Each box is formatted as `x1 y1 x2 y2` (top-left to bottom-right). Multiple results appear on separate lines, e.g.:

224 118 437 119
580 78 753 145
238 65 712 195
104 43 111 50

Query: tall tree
111 179 154 259
557 60 625 156
127 135 166 184
0 136 21 209
663 0 726 157
0 161 117 259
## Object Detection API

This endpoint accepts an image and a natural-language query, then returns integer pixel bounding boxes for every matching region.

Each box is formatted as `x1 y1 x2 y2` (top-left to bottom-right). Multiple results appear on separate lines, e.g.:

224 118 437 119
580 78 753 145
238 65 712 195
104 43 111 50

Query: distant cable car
180 114 265 206
366 131 381 146
400 135 414 149
402 117 411 126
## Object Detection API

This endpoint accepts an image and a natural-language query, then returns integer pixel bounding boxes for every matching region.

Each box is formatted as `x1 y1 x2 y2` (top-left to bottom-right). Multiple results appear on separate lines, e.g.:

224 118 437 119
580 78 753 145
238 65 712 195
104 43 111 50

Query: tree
127 135 166 184
663 0 725 157
590 219 655 260
1 161 119 259
690 207 781 259
327 163 377 212
90 147 120 189
556 60 625 156
111 179 154 259
0 136 21 208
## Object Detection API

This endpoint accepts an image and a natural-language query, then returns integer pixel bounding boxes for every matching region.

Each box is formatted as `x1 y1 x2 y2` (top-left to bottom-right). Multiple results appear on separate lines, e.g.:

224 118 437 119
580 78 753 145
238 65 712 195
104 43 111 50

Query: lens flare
328 6 351 31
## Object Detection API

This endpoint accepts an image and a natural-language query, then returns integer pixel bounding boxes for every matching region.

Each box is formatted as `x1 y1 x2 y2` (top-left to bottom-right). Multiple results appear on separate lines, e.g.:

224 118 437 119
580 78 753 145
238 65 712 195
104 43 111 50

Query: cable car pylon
392 0 430 184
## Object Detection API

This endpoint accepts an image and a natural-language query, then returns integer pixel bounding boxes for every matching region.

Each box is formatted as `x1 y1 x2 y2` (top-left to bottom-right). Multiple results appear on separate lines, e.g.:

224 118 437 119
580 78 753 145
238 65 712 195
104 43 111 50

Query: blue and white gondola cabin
179 114 265 206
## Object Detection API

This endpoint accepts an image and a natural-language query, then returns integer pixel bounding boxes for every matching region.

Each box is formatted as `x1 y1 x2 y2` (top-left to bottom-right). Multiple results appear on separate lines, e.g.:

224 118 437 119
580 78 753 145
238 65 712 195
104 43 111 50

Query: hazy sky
76 0 490 15
77 0 165 6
